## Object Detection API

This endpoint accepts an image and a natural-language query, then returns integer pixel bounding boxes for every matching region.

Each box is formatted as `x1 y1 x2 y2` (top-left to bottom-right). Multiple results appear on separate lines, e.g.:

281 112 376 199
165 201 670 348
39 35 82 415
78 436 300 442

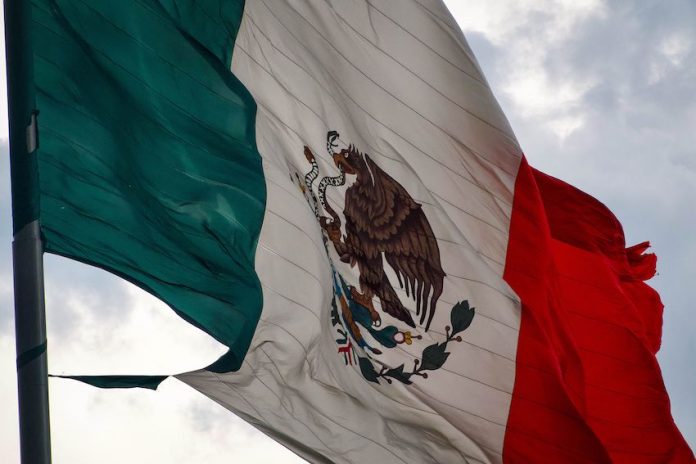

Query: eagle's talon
349 286 381 326
320 217 342 242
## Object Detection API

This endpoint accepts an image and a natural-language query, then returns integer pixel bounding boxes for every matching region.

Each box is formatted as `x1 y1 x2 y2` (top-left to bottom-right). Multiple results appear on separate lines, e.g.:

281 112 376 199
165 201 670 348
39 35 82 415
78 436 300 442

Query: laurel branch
357 300 475 385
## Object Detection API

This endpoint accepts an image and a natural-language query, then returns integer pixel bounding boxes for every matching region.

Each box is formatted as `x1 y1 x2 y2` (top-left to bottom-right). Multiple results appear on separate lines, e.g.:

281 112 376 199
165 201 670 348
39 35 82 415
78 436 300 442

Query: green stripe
32 0 265 372
50 374 168 390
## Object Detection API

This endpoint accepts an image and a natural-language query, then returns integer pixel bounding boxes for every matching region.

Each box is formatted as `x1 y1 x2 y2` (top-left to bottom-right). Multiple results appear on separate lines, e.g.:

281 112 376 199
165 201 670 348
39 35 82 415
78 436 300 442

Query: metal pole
13 222 51 464
4 1 52 463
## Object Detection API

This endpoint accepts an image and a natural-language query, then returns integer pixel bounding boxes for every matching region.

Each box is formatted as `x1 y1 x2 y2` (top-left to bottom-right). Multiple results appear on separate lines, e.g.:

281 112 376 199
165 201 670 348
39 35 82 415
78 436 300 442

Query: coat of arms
292 131 475 385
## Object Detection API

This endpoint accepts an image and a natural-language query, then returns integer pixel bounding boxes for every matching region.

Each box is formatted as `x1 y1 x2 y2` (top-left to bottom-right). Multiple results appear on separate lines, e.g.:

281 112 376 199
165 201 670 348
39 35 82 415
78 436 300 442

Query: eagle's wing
382 204 445 331
352 156 445 331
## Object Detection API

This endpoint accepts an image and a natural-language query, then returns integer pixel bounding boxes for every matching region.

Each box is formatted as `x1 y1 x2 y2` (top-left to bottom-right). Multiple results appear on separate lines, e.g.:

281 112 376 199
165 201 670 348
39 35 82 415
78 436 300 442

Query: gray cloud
0 141 13 336
43 256 134 340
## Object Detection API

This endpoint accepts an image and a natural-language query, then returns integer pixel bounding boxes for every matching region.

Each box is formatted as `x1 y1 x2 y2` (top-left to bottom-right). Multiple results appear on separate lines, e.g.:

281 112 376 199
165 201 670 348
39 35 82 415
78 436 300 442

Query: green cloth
32 0 265 372
50 374 168 391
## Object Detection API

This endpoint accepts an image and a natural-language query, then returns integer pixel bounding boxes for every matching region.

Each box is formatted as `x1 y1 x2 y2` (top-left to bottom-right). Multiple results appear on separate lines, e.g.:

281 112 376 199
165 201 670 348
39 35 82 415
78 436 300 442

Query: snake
317 132 346 227
303 150 321 217
304 131 346 227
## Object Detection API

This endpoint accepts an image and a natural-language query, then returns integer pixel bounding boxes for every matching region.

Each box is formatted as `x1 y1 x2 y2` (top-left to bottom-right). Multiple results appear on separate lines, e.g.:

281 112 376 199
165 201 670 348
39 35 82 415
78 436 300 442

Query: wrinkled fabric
33 0 265 371
503 158 693 463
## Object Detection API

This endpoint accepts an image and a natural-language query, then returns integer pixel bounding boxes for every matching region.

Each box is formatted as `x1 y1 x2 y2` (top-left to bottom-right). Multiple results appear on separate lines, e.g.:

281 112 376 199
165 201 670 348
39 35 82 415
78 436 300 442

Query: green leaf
385 364 413 385
450 301 475 335
358 357 380 383
330 297 340 326
420 343 450 371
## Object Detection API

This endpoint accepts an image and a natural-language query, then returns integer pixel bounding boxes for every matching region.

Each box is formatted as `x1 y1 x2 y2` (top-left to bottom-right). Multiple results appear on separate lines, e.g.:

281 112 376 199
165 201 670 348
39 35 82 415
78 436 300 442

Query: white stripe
180 1 523 462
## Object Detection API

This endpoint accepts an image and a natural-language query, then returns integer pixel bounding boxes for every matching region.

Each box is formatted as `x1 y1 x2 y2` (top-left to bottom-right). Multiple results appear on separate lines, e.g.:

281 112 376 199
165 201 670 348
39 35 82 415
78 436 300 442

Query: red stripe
502 157 694 463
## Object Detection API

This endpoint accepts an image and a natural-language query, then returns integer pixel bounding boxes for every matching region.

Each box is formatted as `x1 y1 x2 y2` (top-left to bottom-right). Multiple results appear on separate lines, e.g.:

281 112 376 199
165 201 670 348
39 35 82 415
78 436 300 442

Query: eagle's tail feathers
395 270 403 291
379 273 416 328
415 279 423 316
424 277 444 332
419 284 431 326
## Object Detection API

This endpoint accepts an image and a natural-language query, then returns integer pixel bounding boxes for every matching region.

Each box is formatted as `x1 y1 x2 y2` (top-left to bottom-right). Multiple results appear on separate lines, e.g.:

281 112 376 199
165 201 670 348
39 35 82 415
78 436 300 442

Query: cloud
0 141 12 335
45 270 228 375
47 379 305 464
446 0 607 140
0 13 7 141
0 275 12 334
445 0 607 45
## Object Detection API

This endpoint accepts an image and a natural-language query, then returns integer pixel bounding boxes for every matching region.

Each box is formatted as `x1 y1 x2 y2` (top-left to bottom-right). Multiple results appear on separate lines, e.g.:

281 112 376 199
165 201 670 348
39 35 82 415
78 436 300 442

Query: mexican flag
9 0 693 463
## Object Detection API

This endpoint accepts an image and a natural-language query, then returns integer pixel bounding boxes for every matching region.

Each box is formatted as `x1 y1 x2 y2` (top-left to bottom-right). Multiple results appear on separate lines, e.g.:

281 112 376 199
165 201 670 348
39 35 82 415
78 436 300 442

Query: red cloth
503 157 694 463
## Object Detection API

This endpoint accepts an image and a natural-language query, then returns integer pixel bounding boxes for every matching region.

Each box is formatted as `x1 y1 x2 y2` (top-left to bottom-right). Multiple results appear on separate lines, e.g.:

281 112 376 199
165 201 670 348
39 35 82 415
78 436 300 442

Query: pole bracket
26 111 38 154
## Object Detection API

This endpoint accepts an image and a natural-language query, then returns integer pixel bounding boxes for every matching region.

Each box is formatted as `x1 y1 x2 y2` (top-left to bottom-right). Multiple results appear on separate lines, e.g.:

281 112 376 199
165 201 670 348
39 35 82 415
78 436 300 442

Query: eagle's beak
333 152 356 175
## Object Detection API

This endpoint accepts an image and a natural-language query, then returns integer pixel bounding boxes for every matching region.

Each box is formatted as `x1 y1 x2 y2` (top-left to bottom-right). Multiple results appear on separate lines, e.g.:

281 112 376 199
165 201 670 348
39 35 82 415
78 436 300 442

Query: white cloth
179 2 523 462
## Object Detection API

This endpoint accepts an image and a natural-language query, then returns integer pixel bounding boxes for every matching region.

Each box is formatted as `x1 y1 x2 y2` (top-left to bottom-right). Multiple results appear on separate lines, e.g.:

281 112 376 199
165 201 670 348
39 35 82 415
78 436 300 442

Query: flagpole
5 1 52 463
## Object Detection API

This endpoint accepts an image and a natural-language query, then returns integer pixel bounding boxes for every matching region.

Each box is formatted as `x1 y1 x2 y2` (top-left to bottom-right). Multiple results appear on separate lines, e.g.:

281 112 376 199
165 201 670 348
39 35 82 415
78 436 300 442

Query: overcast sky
1 1 694 462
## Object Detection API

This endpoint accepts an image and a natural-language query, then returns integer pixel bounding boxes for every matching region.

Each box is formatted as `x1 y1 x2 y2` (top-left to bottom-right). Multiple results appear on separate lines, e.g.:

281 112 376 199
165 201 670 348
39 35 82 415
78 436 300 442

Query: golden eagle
322 145 445 331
